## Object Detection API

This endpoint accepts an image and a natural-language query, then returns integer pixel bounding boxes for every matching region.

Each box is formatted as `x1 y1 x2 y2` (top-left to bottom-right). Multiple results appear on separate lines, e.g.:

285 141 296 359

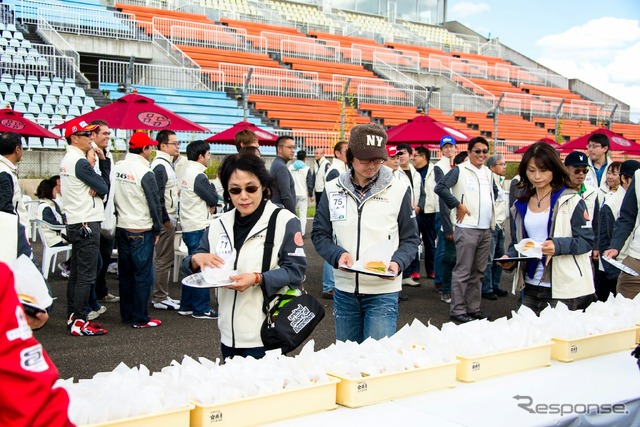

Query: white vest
288 163 310 199
36 199 65 247
180 161 214 232
314 156 330 192
450 161 495 229
494 173 508 226
60 145 105 224
150 150 179 219
0 155 28 229
626 170 640 259
425 156 453 213
114 153 154 230
604 187 631 260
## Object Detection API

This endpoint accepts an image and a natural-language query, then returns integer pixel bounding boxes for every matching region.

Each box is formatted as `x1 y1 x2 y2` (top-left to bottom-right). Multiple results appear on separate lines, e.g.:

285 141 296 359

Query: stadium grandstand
1 0 639 173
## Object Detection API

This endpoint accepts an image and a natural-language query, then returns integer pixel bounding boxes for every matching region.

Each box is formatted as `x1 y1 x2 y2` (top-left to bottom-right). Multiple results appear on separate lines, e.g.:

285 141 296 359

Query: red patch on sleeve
294 232 304 246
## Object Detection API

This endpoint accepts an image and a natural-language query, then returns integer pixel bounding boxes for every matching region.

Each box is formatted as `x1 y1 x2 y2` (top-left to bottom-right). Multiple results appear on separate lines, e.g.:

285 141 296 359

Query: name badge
466 176 477 191
329 192 347 221
215 234 233 256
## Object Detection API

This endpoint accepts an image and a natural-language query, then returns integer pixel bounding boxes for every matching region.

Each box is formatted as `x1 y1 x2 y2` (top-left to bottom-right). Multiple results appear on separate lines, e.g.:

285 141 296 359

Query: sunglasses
397 151 408 156
75 131 93 137
572 168 589 174
228 185 260 195
471 149 489 154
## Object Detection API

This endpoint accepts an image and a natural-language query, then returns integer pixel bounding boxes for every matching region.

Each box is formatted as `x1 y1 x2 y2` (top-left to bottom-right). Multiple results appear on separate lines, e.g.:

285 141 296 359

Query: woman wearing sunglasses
182 152 306 360
498 142 595 315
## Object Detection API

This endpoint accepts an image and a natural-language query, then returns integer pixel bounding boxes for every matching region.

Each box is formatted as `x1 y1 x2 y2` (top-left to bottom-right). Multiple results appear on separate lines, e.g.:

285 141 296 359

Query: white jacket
150 150 179 219
207 201 305 348
0 155 28 229
314 156 331 192
60 145 105 224
180 161 214 232
114 153 155 230
494 173 508 227
586 156 612 199
36 199 65 247
603 187 630 259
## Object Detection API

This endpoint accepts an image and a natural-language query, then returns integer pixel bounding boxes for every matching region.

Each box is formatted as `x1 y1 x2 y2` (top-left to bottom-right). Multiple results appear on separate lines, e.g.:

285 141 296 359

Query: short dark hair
468 136 489 152
36 178 56 200
49 175 60 184
397 143 412 154
0 132 22 156
517 141 571 201
588 132 610 149
218 152 274 206
234 129 257 151
276 135 293 148
414 146 430 161
609 161 622 174
186 140 210 161
129 147 144 155
156 129 176 146
333 141 347 156
296 150 306 161
453 152 468 165
89 119 108 129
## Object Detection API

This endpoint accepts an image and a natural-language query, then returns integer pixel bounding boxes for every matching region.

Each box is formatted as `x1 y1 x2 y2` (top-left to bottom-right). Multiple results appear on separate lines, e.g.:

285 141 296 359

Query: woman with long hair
499 142 595 315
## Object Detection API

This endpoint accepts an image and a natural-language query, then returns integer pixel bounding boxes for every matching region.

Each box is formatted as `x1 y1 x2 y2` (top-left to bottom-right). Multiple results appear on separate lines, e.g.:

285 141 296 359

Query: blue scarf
514 187 566 280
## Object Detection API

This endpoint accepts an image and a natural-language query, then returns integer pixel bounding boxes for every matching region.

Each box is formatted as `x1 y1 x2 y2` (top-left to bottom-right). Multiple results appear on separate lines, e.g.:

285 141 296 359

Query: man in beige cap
312 124 419 343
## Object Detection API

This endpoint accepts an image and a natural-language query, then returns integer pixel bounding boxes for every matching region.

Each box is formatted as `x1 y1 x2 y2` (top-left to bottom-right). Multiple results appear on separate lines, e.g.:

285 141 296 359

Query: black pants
96 234 115 299
418 213 436 275
66 222 101 320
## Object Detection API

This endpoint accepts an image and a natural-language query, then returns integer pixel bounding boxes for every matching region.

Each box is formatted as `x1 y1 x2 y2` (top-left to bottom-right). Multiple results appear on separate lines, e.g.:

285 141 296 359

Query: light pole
554 98 565 142
340 77 351 139
487 92 504 154
242 68 253 121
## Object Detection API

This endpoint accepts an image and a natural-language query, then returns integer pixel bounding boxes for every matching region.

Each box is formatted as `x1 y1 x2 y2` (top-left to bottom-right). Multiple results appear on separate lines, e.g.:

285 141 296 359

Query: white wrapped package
296 322 455 379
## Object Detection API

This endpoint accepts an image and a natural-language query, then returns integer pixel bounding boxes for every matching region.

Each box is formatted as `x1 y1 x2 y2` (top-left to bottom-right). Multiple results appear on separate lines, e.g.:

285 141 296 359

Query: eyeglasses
228 185 260 195
572 168 589 174
471 149 489 155
587 144 602 149
355 158 385 165
397 151 408 156
75 131 93 137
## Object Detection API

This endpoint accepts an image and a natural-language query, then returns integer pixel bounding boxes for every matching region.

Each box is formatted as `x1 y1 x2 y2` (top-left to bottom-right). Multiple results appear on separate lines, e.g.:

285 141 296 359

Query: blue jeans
434 213 445 284
482 225 505 295
116 228 155 324
322 261 335 293
333 289 399 343
181 229 213 315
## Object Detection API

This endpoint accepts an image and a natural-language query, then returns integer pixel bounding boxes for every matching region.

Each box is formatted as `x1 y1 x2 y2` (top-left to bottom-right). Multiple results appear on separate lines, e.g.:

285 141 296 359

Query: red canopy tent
54 93 208 132
514 137 563 154
205 121 278 145
560 128 640 153
386 115 472 148
0 108 61 139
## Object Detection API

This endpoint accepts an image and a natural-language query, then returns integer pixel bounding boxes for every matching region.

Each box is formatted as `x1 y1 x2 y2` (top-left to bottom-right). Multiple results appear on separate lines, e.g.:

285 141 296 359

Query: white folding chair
173 230 188 283
24 199 40 242
36 219 71 280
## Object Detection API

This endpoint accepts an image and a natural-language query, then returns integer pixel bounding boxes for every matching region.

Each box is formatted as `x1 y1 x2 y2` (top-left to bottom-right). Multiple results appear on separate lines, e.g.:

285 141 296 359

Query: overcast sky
448 0 640 120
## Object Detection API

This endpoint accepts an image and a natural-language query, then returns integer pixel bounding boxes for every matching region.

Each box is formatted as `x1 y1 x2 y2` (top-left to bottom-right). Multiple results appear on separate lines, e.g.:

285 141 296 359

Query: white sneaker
88 305 107 320
98 293 120 303
177 310 193 316
58 262 70 278
153 298 180 310
107 262 118 274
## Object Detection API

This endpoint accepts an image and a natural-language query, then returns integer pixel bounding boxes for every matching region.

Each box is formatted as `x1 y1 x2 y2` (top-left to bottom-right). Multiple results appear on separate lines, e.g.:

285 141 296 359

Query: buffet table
269 351 640 427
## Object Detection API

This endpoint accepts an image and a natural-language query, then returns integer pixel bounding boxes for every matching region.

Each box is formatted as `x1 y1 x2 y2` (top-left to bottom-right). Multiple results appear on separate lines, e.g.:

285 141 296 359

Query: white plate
602 256 639 276
339 264 395 278
182 273 234 288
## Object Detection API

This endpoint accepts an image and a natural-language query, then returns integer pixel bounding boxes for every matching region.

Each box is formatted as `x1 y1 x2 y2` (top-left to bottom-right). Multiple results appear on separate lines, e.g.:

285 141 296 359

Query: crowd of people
1 121 640 348
3 119 640 425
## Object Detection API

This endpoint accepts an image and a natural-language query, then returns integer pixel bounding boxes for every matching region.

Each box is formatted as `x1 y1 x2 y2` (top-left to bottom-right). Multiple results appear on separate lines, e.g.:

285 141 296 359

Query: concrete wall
63 34 156 61
569 79 630 112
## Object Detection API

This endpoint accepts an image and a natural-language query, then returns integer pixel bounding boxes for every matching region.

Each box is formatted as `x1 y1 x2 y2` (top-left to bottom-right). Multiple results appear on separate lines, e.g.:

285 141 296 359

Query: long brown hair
516 141 571 202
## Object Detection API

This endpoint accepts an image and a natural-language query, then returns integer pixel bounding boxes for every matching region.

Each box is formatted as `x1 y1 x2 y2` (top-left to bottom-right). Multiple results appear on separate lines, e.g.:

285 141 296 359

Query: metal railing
219 62 319 94
450 71 495 101
262 30 338 52
451 94 494 113
0 52 76 81
35 16 81 82
98 59 224 91
280 39 361 64
170 25 266 53
372 50 419 73
151 27 201 71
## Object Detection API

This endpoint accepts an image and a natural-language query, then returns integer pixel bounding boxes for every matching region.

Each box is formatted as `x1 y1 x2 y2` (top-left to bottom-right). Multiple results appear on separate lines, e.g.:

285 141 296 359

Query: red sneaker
132 319 162 329
410 272 421 283
70 318 107 336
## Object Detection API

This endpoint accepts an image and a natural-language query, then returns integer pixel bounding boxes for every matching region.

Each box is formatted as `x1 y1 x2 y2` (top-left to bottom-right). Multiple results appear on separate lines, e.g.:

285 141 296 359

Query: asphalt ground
33 220 518 380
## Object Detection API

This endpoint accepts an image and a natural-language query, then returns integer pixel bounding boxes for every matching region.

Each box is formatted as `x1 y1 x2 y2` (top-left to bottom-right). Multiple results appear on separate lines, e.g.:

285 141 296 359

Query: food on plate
521 241 536 251
365 261 387 274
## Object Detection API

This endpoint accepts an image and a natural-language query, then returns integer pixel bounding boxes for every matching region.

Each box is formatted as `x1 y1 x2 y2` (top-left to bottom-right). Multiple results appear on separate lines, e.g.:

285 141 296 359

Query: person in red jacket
0 262 74 427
